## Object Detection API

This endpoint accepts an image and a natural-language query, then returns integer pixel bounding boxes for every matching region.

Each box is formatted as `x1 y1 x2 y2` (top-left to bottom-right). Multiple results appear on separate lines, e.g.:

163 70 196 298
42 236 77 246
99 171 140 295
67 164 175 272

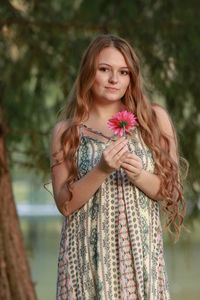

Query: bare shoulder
52 120 71 137
152 103 171 121
152 103 175 137
51 119 71 152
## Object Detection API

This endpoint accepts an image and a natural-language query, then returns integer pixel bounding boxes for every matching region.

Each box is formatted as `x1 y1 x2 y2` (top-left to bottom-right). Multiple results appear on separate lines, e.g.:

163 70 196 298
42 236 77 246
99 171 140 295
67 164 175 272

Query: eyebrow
98 63 129 69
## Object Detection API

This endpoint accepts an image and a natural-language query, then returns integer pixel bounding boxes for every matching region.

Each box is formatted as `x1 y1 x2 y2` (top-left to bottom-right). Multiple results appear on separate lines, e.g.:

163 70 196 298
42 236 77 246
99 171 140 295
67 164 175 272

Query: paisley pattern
56 126 171 300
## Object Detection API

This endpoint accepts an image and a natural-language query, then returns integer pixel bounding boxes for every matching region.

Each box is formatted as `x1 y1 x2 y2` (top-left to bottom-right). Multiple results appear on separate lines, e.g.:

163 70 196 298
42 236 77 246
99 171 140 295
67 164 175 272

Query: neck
89 101 125 121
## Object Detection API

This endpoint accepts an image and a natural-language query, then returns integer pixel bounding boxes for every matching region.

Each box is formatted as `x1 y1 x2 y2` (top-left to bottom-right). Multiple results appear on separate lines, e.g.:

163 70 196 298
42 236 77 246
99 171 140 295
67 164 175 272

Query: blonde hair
52 34 187 240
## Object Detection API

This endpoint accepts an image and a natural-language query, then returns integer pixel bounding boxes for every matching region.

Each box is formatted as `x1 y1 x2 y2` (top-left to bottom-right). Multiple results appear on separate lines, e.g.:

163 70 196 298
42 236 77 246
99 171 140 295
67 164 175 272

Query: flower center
118 121 128 128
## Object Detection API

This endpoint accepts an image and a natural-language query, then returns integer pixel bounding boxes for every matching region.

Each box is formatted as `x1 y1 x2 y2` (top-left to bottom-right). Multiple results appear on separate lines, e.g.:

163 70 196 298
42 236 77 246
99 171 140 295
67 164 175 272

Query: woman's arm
51 121 129 216
121 105 178 201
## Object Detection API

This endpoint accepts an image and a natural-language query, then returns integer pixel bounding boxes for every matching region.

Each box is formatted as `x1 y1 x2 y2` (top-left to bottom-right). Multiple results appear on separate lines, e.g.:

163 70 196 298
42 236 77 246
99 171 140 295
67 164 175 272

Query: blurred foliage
0 0 199 220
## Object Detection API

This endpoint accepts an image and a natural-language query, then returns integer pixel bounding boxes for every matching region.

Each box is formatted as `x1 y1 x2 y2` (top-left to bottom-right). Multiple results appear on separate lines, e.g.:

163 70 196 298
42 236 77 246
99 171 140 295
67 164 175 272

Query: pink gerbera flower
107 110 138 137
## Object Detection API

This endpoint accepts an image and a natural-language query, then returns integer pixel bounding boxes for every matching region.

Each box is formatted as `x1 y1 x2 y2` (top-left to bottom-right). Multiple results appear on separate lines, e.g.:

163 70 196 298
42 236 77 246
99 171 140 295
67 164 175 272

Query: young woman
50 34 186 299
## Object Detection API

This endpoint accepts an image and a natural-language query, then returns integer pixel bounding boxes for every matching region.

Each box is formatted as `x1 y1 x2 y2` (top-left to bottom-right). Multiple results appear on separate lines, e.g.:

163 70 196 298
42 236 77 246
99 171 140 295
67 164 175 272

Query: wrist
95 164 112 177
130 169 145 184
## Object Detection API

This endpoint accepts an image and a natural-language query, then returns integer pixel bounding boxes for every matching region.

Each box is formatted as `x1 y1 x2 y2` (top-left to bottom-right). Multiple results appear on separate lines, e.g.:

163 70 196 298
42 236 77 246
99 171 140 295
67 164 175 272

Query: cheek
94 71 107 85
122 77 130 91
91 76 104 95
92 80 102 92
92 73 101 87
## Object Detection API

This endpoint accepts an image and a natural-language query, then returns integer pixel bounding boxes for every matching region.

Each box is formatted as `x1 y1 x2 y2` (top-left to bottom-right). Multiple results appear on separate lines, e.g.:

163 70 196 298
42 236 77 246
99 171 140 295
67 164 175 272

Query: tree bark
0 106 37 300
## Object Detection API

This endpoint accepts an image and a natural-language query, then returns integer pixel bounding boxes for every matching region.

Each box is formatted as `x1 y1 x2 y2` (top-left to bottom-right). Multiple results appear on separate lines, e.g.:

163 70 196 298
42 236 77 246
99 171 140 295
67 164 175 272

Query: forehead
96 47 128 67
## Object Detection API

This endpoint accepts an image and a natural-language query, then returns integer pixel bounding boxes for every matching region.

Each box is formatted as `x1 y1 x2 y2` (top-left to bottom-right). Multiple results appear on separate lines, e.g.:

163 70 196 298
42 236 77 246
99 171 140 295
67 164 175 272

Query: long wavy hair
52 34 187 240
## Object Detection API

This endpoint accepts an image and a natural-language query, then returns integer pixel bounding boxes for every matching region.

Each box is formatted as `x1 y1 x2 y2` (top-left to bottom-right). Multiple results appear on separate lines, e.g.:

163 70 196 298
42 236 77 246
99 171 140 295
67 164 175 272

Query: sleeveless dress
56 124 171 300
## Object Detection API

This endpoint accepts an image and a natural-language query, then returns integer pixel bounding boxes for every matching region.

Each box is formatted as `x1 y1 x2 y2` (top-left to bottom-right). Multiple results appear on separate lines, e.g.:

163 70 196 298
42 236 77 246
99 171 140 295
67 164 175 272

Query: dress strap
80 123 115 140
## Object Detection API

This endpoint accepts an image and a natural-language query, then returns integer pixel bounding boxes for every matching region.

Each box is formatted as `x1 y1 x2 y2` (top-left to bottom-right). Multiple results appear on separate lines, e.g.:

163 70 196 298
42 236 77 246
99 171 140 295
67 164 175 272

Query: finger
107 139 128 157
121 162 138 173
123 157 140 166
102 144 128 169
122 159 142 172
106 136 126 150
107 136 128 147
113 146 129 161
125 152 141 161
120 151 130 162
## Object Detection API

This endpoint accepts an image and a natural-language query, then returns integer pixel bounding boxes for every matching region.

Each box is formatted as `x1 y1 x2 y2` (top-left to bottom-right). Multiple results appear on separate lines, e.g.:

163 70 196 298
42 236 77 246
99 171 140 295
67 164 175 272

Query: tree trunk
0 106 37 300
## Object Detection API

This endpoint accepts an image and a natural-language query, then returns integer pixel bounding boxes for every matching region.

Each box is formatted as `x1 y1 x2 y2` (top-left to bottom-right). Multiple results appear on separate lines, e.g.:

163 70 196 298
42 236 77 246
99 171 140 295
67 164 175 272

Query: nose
108 72 118 84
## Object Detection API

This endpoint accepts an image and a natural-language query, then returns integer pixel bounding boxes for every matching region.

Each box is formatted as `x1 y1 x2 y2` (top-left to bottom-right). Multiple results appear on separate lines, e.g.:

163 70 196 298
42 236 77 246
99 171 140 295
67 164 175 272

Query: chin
104 97 121 102
103 94 122 101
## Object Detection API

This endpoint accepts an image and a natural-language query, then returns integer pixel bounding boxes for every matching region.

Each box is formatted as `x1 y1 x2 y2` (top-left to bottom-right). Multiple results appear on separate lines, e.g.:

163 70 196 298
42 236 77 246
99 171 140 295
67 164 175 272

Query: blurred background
0 1 200 300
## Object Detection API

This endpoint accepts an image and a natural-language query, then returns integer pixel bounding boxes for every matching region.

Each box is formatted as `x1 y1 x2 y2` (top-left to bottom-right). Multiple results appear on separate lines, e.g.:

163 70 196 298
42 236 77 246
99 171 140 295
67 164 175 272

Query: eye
99 67 110 72
120 70 129 76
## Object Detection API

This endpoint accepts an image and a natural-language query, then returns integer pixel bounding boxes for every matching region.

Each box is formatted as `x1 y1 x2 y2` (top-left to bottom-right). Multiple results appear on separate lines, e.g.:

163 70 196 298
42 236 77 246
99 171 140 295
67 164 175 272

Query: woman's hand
97 137 129 174
121 152 143 181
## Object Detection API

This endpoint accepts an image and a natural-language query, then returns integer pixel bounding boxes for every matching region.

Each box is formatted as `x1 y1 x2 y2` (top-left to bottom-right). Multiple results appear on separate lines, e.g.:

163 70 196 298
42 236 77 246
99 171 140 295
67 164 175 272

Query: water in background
13 164 200 299
19 215 200 300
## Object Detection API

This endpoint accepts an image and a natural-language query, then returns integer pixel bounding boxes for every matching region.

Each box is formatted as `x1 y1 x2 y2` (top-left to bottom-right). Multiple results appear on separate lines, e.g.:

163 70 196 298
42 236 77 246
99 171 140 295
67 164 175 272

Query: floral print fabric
56 127 171 300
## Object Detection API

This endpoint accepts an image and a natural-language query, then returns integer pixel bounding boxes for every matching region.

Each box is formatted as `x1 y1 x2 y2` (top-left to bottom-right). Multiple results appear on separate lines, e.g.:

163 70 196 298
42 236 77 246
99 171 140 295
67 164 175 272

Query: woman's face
91 47 130 104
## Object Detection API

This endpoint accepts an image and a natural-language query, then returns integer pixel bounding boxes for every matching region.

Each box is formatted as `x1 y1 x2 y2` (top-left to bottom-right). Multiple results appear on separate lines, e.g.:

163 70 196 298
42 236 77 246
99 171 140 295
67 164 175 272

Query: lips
105 87 119 91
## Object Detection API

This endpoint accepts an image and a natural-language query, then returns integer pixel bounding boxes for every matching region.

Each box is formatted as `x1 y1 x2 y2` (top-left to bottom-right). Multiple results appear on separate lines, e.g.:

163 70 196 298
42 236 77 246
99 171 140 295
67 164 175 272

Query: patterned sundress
56 124 171 300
